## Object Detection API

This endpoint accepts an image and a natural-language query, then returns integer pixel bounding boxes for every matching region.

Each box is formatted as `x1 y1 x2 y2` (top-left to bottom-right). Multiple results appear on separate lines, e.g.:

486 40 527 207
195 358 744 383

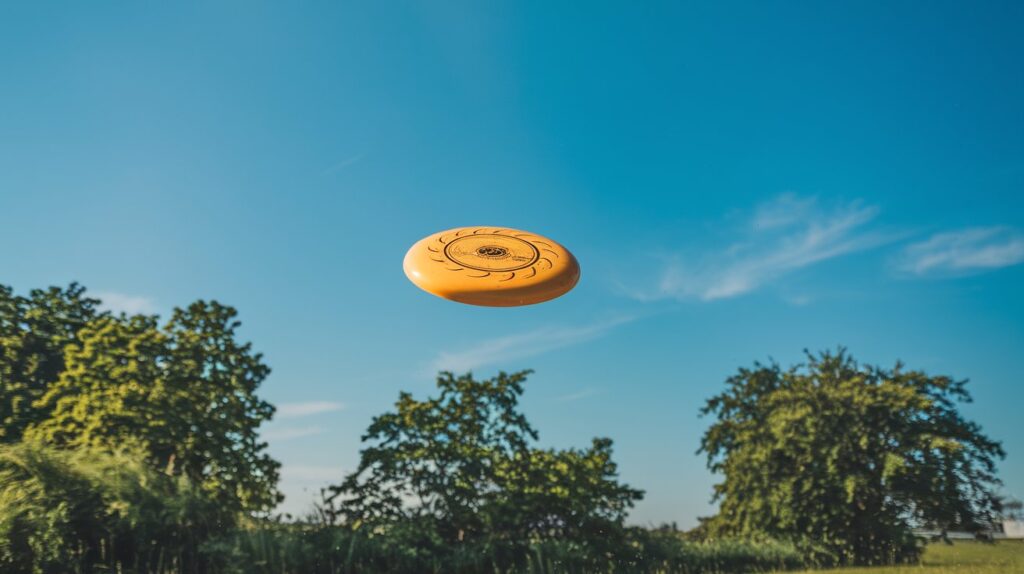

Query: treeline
1 283 1008 572
0 283 801 573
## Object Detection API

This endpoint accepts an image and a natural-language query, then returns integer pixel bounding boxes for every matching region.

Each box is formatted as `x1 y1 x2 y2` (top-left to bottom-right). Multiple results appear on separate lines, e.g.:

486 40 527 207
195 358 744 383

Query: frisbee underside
403 227 580 307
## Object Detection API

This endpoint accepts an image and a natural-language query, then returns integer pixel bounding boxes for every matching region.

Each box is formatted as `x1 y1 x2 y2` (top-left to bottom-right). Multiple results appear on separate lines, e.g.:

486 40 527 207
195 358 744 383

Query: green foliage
0 282 280 514
699 349 1005 566
0 283 103 442
324 370 644 568
208 521 807 574
0 441 233 574
7 284 1010 574
25 314 168 452
790 541 1024 574
160 300 280 512
649 535 806 573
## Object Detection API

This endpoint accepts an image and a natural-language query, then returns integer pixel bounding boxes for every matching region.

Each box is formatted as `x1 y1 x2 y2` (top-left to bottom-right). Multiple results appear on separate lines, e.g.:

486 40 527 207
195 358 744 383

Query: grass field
784 541 1024 574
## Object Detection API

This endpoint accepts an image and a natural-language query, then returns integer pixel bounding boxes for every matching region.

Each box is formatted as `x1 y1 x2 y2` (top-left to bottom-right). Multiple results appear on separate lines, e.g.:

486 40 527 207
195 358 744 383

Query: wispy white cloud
95 292 158 315
751 192 818 230
262 426 325 440
784 294 814 307
640 194 894 302
554 388 603 402
432 316 633 373
277 401 345 418
323 154 363 175
899 226 1024 276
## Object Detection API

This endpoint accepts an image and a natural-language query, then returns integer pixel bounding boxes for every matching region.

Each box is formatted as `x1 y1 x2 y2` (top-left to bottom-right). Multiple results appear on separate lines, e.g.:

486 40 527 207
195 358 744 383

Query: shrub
0 441 234 573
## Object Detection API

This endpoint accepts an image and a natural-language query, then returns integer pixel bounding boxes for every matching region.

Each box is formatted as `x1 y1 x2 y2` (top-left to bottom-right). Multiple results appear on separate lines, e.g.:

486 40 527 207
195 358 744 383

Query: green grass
784 541 1024 574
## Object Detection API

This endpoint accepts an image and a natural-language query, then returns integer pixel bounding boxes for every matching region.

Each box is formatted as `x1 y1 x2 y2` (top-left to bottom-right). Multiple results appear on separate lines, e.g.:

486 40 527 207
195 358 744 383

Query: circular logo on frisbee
444 235 540 272
476 245 509 258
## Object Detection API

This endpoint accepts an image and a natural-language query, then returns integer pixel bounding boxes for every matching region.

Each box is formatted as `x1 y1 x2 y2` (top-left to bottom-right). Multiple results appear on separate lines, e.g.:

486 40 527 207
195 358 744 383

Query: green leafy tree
699 349 1005 565
0 283 103 442
325 370 642 558
25 298 280 513
161 301 280 512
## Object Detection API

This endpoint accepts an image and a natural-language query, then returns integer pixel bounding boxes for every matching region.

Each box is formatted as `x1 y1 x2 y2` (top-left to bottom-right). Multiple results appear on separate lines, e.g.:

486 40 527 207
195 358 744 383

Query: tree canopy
1 283 280 513
325 370 642 557
699 349 1005 565
0 283 103 442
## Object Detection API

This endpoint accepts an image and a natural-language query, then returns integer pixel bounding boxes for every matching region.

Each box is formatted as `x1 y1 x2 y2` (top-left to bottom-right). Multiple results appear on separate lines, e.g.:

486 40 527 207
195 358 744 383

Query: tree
699 349 1005 565
159 301 280 512
24 297 280 513
0 283 103 442
324 370 642 559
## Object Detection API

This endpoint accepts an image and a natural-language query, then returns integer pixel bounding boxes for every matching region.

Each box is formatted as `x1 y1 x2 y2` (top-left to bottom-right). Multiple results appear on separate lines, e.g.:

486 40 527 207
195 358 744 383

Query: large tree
5 284 281 514
325 370 642 557
699 349 1004 565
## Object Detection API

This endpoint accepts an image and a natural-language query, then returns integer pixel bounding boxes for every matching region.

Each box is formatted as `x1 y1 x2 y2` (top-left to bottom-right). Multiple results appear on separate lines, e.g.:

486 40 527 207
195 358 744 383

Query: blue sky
2 2 1023 526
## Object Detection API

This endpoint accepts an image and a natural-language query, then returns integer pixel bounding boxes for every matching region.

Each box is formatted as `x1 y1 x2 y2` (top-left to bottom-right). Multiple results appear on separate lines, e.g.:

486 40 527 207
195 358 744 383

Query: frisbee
403 226 580 307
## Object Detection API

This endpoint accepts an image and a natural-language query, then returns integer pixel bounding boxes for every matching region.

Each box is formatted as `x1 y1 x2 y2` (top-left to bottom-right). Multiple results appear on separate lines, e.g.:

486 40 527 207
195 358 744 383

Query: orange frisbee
403 226 580 307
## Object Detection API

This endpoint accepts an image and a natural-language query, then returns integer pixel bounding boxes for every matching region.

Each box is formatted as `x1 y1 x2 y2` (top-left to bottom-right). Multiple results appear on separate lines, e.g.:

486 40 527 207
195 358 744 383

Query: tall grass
787 541 1024 574
210 523 806 574
0 442 233 574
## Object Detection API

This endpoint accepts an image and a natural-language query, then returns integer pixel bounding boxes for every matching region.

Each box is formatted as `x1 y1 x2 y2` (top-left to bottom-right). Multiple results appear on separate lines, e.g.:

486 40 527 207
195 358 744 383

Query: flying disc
403 226 580 307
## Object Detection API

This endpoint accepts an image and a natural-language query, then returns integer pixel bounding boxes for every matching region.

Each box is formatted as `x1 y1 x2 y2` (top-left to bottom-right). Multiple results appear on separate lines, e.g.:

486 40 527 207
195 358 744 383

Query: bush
0 441 234 574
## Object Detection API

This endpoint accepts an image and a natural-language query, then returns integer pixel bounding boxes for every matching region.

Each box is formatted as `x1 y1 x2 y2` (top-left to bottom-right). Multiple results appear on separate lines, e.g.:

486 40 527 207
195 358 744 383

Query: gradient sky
2 2 1023 526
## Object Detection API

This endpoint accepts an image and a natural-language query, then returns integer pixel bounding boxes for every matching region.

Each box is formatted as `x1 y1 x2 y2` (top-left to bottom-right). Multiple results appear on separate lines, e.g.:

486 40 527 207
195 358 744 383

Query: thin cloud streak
323 154 363 175
432 316 634 373
554 388 604 402
647 194 894 301
95 292 158 315
751 192 817 230
899 227 1024 275
277 401 345 418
